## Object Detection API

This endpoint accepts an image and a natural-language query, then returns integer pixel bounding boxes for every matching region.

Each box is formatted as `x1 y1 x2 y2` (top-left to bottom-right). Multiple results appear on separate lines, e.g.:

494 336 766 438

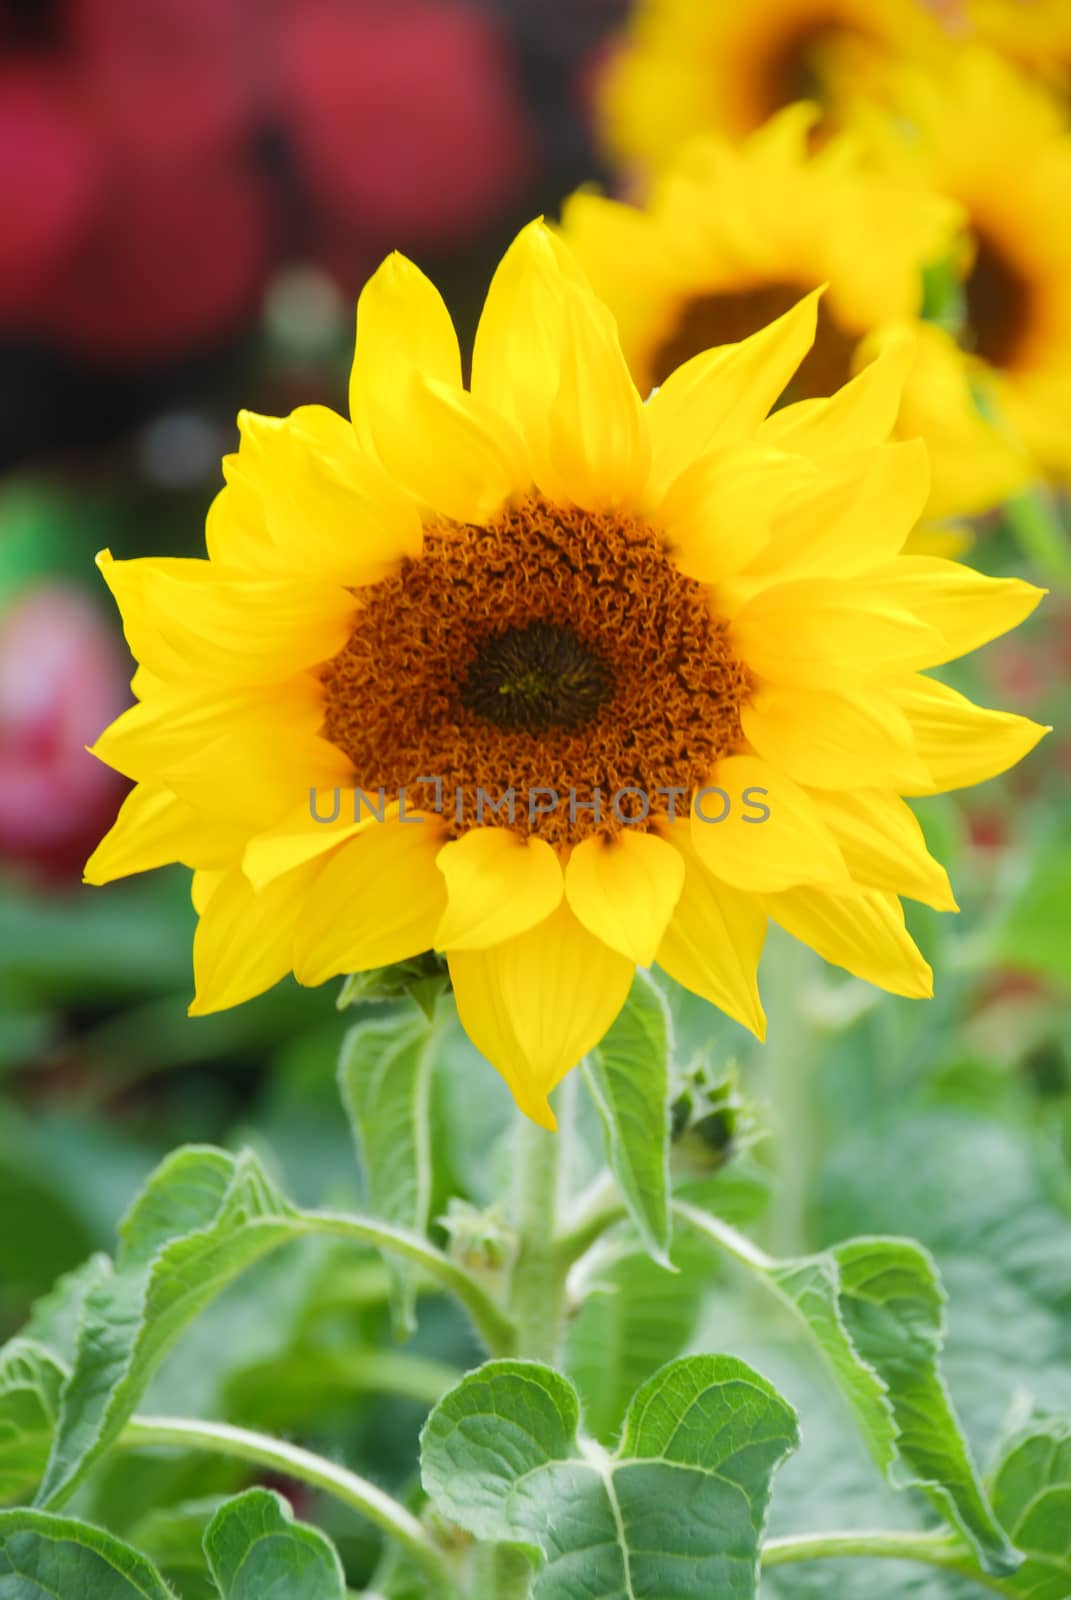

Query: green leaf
36 1147 304 1510
564 1236 712 1444
0 1507 176 1598
421 1354 798 1598
768 1252 898 1479
679 1209 1021 1578
203 1488 346 1600
834 1237 1020 1577
0 1340 67 1504
339 1013 441 1335
127 1499 225 1600
988 1413 1071 1597
582 972 672 1265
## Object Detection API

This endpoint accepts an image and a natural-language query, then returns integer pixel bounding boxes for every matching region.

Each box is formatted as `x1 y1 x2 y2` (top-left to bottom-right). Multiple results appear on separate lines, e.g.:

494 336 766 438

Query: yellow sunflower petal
761 885 934 998
190 860 322 1015
869 556 1045 666
349 251 462 442
654 826 766 1037
809 788 957 911
759 332 915 457
366 370 522 524
434 829 564 950
741 684 931 790
735 439 929 591
96 550 356 687
888 674 1050 796
539 281 650 512
690 754 850 893
645 289 822 503
243 792 398 888
660 445 818 584
293 815 447 986
191 868 224 915
730 577 944 686
84 783 246 882
565 829 685 964
448 901 635 1130
470 219 583 458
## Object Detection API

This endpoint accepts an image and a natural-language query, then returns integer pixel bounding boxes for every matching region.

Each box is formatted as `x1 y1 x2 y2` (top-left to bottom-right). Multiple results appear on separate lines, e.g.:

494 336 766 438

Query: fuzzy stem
121 1413 456 1590
301 1209 515 1356
508 1101 568 1364
760 1529 1004 1590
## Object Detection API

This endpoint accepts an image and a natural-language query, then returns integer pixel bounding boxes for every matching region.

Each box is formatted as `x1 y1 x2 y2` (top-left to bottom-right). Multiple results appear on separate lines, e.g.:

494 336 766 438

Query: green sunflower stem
765 931 822 1260
507 1087 570 1364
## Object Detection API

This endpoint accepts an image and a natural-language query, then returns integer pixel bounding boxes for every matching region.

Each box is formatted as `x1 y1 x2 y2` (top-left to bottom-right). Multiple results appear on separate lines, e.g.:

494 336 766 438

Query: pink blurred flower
277 0 536 250
0 585 130 880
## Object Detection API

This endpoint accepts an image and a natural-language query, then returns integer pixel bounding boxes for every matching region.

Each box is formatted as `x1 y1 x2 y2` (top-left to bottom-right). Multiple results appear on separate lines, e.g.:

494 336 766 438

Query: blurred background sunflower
2 3 1070 1595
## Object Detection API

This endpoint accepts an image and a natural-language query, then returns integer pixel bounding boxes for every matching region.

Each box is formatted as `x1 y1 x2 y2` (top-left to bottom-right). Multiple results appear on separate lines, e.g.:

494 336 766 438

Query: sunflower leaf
0 1507 177 1598
833 1236 1021 1577
35 1147 304 1510
679 1209 1021 1578
581 971 672 1266
420 1354 798 1598
339 1011 442 1337
0 1338 67 1504
203 1488 346 1600
986 1410 1071 1596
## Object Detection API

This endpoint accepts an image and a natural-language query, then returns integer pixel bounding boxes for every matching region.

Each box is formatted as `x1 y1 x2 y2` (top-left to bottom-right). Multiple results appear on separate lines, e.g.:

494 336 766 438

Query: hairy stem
764 932 821 1258
301 1209 515 1356
121 1413 457 1590
761 1529 1002 1591
508 1098 568 1363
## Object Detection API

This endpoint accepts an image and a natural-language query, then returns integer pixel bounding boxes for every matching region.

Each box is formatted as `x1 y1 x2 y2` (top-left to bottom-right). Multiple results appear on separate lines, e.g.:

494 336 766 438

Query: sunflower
562 108 1027 519
597 0 948 171
968 0 1071 86
869 47 1071 485
86 222 1046 1129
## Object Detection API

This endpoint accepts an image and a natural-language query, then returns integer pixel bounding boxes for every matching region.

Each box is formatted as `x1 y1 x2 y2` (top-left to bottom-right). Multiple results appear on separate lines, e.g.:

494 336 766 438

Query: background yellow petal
565 829 684 964
654 826 766 1036
761 885 934 998
888 675 1050 796
448 901 635 1130
293 816 447 986
690 754 850 893
434 829 564 950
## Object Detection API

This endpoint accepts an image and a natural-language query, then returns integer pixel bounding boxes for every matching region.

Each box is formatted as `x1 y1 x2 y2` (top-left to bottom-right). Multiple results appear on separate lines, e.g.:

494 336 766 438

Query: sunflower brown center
964 229 1034 369
319 495 752 846
648 283 858 401
761 21 855 118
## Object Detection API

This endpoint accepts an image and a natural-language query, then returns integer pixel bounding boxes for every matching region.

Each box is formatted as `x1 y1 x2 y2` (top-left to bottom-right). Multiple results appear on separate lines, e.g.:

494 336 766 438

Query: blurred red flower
0 585 130 880
0 0 536 364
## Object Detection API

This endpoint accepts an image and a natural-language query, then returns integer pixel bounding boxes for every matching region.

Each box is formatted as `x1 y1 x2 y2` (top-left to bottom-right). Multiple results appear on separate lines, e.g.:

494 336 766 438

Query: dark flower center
647 282 858 401
460 621 613 734
964 230 1034 370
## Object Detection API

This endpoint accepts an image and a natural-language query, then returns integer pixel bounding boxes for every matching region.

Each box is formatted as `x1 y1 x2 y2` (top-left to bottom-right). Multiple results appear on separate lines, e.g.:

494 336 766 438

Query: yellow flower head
876 46 1071 484
597 0 948 170
562 107 1027 518
968 0 1071 86
87 222 1046 1128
